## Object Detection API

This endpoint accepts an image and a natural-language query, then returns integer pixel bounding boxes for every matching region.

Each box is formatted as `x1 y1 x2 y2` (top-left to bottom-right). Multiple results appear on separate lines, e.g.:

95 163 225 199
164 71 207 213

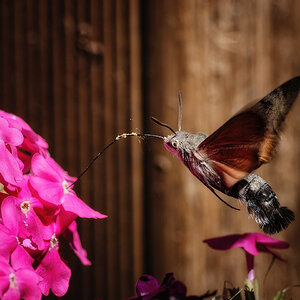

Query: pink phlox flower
0 117 24 186
203 232 289 281
63 221 91 266
0 253 41 300
30 153 107 220
127 273 186 300
36 234 71 297
0 110 48 151
203 232 289 258
0 196 39 260
3 177 53 250
0 110 48 174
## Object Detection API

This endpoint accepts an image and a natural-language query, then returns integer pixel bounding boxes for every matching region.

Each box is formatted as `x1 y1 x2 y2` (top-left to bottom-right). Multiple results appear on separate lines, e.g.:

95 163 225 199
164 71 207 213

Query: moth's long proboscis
68 132 164 189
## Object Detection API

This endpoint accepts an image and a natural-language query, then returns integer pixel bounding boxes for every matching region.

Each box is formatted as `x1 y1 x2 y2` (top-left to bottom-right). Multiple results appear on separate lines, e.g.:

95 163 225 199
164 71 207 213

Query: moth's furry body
163 77 300 234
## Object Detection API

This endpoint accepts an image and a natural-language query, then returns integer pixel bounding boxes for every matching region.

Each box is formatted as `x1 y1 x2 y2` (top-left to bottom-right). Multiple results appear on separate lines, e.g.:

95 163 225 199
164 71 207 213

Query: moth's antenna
68 132 164 189
178 91 183 131
150 116 176 135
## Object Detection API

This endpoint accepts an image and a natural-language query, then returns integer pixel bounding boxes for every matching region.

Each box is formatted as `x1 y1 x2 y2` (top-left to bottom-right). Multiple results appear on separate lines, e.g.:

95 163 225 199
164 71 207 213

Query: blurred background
1 0 300 299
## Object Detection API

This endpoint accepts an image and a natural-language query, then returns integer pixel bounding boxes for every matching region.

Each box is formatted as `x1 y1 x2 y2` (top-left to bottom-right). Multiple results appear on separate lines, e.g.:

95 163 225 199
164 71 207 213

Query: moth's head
164 131 187 155
164 131 203 157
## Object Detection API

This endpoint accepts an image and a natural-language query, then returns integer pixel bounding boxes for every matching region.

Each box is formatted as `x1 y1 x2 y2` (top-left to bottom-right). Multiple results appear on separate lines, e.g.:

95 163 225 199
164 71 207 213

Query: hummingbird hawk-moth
75 76 299 234
159 76 300 234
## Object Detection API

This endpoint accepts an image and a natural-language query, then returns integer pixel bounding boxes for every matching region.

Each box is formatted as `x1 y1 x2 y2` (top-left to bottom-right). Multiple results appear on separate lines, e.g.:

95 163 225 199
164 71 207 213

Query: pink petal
0 225 18 261
254 232 290 249
0 111 48 149
234 233 259 256
2 286 20 300
16 269 42 300
46 156 77 183
0 275 9 299
203 233 259 256
30 176 63 206
31 154 62 183
0 141 23 186
55 209 77 235
0 256 12 275
63 221 91 266
0 117 23 146
62 194 107 219
36 248 71 297
1 197 20 235
0 258 11 297
11 246 34 271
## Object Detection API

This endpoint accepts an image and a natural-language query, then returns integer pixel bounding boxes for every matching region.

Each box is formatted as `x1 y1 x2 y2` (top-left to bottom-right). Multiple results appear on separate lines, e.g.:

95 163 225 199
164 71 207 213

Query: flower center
0 183 8 195
62 180 70 194
20 200 30 217
9 273 18 289
50 234 59 250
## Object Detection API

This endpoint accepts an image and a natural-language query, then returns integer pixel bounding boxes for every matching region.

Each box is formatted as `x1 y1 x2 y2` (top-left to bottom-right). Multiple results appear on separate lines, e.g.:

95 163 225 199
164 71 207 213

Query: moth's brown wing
197 76 300 189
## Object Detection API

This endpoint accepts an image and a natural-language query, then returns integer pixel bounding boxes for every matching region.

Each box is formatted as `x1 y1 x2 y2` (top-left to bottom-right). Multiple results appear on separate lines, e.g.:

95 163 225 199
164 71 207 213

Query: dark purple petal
136 274 160 296
204 233 258 255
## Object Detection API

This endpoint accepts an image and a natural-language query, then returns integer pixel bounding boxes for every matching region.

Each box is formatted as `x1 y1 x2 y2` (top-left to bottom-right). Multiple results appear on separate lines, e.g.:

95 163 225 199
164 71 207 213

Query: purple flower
203 233 289 281
128 273 216 300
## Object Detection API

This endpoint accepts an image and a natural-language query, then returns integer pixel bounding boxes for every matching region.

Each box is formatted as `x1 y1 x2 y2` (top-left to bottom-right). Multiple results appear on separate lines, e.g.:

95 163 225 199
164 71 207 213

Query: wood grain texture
0 1 142 299
142 0 300 298
0 1 300 299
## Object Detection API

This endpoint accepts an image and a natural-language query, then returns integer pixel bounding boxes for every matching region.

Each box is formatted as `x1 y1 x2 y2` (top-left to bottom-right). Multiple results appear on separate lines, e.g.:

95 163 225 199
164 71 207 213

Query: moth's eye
171 140 178 148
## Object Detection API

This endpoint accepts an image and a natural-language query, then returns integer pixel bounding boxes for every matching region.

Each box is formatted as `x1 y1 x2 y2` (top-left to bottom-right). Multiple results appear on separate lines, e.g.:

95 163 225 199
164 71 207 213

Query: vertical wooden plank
1 1 15 112
75 0 93 298
129 0 144 284
14 1 27 118
26 0 42 130
115 0 134 297
142 1 300 299
51 0 66 160
90 0 107 298
103 2 120 299
63 1 83 299
38 1 54 148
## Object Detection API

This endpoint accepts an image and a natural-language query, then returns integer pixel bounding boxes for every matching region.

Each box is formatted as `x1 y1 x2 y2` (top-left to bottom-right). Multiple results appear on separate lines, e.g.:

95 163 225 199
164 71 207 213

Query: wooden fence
1 1 300 299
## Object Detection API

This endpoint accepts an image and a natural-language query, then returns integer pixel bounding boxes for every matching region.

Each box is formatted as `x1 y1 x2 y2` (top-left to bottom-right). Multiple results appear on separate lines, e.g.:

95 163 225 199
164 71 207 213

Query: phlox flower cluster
0 110 106 299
